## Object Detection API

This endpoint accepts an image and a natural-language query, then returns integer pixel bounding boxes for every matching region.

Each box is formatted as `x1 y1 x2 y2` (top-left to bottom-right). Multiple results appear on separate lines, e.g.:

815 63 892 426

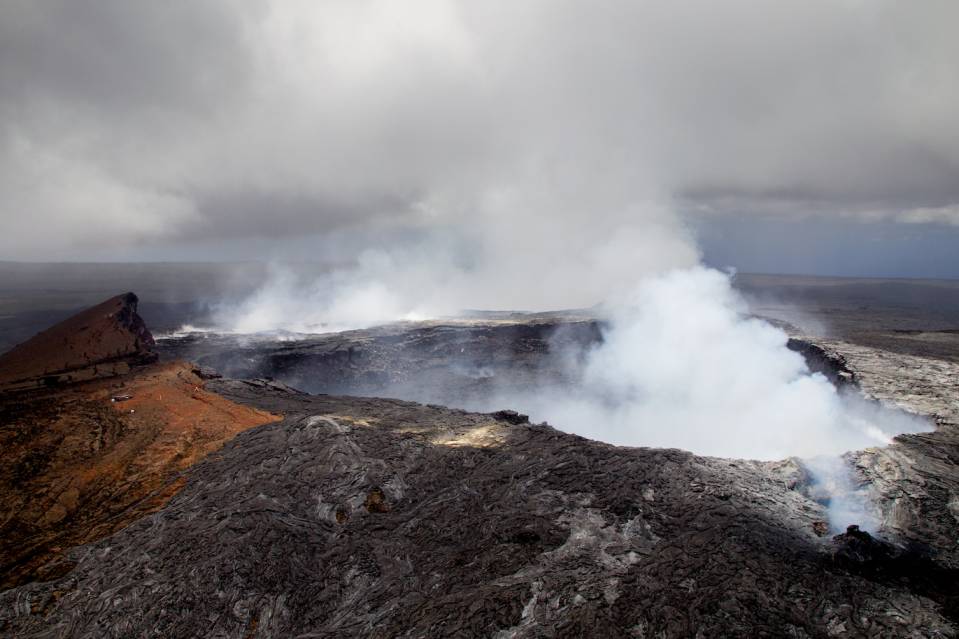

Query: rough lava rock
805 338 959 568
2 304 959 637
1 377 956 637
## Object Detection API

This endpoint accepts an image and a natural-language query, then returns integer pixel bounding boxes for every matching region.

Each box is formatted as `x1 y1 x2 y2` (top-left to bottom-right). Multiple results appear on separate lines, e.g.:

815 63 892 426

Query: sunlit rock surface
811 339 959 567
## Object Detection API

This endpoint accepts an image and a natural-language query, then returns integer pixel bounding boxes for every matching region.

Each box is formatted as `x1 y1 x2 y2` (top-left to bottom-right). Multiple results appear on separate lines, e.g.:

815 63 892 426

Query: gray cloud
0 0 250 113
1 0 958 263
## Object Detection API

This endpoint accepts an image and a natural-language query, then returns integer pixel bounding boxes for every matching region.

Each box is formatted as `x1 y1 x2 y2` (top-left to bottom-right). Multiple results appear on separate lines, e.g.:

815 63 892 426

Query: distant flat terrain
735 273 959 362
1 263 958 361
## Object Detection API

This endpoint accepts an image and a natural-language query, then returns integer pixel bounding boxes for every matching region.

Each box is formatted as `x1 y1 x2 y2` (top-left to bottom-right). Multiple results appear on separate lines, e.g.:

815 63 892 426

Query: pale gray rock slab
809 339 959 568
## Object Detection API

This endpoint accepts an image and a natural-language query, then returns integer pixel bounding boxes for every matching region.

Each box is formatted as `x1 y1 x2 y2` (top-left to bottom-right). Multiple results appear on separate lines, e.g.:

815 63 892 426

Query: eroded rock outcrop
0 293 157 392
0 295 278 591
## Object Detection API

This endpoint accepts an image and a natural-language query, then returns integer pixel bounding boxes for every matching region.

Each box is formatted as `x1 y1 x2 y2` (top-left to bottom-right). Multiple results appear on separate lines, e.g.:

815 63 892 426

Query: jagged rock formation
0 293 157 393
785 338 857 388
831 525 958 620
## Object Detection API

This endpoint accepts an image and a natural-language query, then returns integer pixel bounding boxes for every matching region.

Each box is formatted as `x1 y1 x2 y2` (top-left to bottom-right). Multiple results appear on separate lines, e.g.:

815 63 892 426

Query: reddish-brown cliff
0 295 278 589
0 292 157 392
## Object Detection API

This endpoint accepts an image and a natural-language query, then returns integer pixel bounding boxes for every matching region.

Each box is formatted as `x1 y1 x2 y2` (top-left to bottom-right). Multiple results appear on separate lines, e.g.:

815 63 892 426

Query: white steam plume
215 196 700 333
486 267 931 531
519 268 923 460
214 257 932 531
162 0 941 532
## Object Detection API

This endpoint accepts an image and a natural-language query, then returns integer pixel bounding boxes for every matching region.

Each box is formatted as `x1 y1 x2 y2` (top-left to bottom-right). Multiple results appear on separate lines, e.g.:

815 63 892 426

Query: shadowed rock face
0 293 157 392
157 320 603 409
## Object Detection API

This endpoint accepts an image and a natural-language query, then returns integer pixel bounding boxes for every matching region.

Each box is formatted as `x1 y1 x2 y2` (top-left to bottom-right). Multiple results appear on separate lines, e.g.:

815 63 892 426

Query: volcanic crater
1 296 958 637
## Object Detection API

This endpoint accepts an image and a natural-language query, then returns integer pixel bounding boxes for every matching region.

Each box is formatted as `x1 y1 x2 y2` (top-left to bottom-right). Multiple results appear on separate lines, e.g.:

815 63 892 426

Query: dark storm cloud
1 0 958 261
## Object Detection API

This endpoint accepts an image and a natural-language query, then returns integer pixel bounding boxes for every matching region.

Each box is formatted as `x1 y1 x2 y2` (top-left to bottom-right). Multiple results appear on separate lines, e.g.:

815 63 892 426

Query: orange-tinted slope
0 292 156 392
0 361 278 589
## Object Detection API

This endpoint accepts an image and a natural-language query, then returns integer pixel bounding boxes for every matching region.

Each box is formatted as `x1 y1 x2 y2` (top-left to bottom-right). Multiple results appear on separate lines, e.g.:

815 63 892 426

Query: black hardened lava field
3 279 959 637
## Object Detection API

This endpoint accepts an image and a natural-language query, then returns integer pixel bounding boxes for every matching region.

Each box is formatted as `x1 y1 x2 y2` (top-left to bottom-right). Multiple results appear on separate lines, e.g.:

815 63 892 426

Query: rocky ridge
0 297 277 591
0 293 157 393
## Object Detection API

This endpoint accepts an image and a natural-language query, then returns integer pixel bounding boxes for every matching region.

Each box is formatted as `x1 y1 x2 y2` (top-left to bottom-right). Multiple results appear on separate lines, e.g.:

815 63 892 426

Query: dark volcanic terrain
0 298 277 592
156 318 601 409
737 274 959 363
154 317 855 412
5 377 957 637
1 280 959 637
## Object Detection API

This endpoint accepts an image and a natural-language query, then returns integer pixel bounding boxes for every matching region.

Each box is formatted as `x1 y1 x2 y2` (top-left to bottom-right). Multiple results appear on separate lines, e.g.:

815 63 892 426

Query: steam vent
1 294 959 637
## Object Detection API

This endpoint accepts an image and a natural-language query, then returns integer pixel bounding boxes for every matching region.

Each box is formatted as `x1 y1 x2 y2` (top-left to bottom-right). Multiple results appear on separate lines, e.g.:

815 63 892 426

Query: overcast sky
1 1 958 277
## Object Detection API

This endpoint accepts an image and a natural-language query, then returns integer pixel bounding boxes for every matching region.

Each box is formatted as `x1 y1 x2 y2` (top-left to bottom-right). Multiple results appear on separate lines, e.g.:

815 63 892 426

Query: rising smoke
517 267 926 460
211 257 932 532
83 1 936 532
